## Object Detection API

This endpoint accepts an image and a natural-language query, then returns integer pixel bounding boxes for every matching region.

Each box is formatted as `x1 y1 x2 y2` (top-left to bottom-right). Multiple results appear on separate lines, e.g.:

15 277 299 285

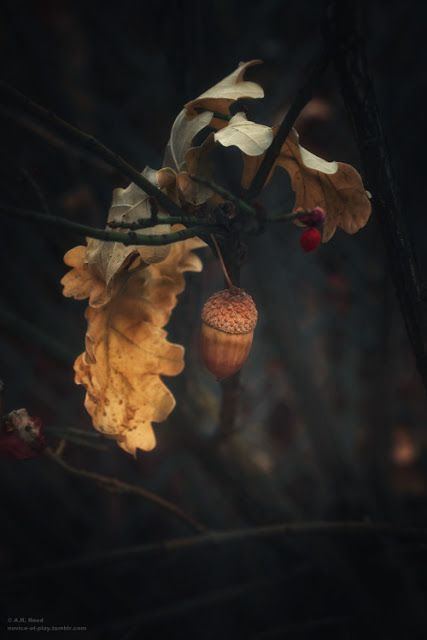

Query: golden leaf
61 245 112 307
62 230 204 456
242 129 371 242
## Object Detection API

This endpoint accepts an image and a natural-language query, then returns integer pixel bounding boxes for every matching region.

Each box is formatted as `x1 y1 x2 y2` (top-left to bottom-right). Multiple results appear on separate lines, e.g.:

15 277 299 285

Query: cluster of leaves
61 60 371 456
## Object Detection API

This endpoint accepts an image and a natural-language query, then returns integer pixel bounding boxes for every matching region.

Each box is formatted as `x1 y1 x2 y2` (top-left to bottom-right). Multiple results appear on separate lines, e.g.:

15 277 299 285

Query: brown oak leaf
242 129 371 242
175 133 217 207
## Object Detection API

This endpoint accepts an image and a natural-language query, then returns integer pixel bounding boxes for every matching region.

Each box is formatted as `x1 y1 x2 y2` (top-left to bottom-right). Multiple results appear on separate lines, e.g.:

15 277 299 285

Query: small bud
300 227 321 252
297 206 326 227
220 201 237 219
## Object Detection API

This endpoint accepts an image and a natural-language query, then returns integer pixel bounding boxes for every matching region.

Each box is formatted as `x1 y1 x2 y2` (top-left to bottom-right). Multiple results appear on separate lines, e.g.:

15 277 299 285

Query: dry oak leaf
163 111 216 207
163 109 214 172
242 129 371 242
162 62 265 207
185 60 264 129
175 133 218 207
86 167 176 286
69 231 204 456
214 112 273 156
61 245 112 307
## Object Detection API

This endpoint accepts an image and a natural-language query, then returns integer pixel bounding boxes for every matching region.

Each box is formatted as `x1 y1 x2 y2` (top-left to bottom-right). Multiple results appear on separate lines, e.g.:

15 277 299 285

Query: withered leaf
87 167 176 285
185 60 264 128
214 112 273 156
176 133 216 206
163 109 213 172
162 111 217 207
162 62 266 208
63 230 204 456
61 245 112 307
242 129 371 242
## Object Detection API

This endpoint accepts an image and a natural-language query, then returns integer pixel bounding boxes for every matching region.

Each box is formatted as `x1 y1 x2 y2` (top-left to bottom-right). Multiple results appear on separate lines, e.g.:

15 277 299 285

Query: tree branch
0 306 75 365
20 168 51 214
6 520 427 580
46 427 109 452
266 209 303 222
326 1 427 393
0 204 222 245
218 372 242 442
0 81 186 218
191 175 256 217
107 214 217 230
45 448 207 534
245 52 330 201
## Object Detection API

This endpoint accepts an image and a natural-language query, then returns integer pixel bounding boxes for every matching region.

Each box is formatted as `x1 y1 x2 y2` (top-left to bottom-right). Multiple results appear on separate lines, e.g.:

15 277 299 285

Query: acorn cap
201 287 258 335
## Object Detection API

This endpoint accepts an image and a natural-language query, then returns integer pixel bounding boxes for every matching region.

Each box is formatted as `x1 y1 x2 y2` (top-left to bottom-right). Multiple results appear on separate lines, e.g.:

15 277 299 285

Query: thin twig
266 209 302 222
0 204 222 245
0 306 74 365
45 448 207 534
0 104 114 175
218 372 241 442
107 202 308 229
210 234 234 289
107 214 217 230
148 196 158 224
5 520 427 580
48 426 105 439
47 429 109 451
0 81 186 218
109 573 306 637
245 52 330 200
216 245 241 440
20 169 51 214
191 175 256 216
54 439 66 457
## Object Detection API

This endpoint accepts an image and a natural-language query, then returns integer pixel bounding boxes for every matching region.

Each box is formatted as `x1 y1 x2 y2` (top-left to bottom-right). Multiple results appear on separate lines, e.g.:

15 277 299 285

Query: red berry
300 228 321 252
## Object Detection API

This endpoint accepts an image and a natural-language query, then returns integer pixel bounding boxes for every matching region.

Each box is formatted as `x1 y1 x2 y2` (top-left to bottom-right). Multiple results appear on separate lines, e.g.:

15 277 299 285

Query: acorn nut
200 287 258 379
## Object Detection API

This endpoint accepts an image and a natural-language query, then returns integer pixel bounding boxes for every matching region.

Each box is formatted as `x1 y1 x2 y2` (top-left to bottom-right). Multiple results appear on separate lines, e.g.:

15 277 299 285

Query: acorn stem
210 234 234 289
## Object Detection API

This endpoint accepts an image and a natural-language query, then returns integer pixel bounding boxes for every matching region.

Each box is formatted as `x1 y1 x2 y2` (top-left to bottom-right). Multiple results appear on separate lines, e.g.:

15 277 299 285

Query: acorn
200 287 258 379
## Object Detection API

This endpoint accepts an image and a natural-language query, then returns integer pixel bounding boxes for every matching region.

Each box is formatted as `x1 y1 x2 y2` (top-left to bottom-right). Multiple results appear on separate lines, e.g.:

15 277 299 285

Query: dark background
1 1 427 638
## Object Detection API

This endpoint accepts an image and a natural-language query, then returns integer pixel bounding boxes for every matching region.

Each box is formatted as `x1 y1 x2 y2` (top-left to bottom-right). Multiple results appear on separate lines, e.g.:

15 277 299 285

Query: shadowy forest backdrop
1 1 427 638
